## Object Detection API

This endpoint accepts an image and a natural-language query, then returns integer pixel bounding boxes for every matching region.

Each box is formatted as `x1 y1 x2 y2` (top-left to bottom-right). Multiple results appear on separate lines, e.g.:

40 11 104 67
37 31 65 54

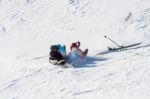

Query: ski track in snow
1 43 150 98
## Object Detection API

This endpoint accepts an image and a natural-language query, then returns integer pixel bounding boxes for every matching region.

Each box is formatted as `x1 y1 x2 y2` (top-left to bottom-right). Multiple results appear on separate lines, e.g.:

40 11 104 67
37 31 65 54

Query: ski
108 42 142 51
104 35 142 51
62 63 75 68
55 63 75 68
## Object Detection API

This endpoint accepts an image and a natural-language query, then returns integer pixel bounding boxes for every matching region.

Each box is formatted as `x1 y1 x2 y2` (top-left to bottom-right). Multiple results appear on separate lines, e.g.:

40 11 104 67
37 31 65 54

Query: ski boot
83 49 88 56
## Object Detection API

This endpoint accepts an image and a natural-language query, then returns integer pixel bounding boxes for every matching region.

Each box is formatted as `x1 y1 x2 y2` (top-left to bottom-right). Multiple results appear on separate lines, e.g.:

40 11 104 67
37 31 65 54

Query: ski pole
25 55 49 61
32 55 49 59
104 35 123 48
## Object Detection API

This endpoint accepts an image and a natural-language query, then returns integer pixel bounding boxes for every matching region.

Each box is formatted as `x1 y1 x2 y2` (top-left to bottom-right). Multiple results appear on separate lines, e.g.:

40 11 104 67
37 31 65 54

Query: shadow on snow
75 56 109 68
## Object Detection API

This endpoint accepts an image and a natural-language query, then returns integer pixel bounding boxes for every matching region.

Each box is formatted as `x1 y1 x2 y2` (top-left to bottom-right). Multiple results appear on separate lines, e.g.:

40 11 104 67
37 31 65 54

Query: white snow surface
0 0 150 99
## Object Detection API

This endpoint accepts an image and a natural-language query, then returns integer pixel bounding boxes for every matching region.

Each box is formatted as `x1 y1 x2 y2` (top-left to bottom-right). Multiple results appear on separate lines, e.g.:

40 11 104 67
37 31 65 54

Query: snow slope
0 0 150 99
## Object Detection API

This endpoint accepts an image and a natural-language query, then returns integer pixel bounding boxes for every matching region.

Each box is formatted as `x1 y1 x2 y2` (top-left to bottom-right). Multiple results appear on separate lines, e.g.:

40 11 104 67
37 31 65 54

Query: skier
49 44 66 65
67 41 88 64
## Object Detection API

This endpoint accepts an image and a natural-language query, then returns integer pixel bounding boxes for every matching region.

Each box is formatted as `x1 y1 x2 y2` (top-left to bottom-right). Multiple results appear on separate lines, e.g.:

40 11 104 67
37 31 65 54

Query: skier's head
51 45 59 51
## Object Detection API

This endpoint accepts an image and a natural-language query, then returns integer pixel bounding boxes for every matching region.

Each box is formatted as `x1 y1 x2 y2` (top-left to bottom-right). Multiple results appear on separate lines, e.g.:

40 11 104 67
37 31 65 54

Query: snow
0 0 150 99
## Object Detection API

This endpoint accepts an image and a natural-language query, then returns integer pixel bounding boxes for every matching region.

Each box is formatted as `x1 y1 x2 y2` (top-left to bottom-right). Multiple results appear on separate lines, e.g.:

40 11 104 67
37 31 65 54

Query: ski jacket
50 50 64 61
